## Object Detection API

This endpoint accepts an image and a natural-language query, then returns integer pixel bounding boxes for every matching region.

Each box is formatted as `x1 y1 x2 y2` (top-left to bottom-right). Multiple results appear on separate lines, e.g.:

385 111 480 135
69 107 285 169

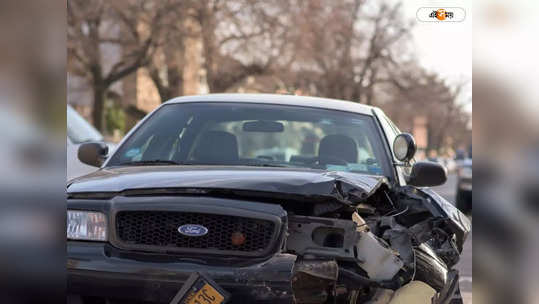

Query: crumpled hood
67 166 388 205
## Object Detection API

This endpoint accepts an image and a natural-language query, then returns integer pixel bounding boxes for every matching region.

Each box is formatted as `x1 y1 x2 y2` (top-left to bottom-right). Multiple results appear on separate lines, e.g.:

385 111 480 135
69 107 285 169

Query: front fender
418 187 471 251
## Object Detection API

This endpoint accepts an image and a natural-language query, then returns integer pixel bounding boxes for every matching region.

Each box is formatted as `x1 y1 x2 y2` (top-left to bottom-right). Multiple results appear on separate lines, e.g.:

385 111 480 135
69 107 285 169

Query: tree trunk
197 5 218 93
167 64 183 101
92 84 106 132
150 67 183 103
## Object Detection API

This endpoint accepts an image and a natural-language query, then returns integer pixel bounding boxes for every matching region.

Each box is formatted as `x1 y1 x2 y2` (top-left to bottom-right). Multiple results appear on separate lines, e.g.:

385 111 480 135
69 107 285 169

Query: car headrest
318 134 358 163
193 131 239 163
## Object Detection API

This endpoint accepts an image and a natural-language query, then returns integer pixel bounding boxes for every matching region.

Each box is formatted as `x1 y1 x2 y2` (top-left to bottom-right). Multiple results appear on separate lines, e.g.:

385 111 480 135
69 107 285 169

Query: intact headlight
67 210 107 241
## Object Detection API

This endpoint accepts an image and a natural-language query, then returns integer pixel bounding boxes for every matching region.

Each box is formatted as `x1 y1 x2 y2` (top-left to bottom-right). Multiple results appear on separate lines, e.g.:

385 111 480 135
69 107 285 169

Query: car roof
165 94 376 116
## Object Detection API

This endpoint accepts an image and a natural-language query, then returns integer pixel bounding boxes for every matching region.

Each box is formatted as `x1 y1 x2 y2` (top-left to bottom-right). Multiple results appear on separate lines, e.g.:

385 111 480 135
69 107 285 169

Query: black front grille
115 211 276 255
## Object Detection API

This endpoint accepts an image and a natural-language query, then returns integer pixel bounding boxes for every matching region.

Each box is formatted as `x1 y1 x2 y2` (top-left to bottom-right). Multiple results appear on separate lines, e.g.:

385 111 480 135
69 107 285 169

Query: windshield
67 105 104 144
107 103 391 177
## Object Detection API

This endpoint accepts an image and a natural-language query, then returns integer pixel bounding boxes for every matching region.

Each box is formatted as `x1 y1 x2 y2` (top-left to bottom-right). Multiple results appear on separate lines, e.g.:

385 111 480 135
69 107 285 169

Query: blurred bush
104 99 126 137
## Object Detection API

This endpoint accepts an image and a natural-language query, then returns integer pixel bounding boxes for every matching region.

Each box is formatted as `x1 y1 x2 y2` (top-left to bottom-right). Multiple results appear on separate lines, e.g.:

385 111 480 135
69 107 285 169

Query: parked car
67 105 115 181
426 157 456 174
67 94 470 304
456 158 472 213
442 158 457 173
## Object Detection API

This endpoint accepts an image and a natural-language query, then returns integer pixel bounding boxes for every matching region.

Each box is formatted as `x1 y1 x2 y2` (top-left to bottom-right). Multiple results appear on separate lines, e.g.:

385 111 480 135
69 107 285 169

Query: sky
400 0 472 112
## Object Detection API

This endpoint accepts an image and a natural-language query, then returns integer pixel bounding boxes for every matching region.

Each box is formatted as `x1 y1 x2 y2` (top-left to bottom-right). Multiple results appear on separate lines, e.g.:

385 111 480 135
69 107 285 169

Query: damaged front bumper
68 242 297 303
67 169 470 304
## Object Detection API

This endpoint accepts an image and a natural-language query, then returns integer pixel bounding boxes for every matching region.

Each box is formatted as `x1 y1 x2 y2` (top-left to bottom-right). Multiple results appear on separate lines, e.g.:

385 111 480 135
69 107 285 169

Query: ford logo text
178 224 209 237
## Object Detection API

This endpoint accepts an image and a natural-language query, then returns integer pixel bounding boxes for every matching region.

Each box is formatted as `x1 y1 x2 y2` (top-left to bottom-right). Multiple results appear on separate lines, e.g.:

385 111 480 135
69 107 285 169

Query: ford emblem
178 224 208 237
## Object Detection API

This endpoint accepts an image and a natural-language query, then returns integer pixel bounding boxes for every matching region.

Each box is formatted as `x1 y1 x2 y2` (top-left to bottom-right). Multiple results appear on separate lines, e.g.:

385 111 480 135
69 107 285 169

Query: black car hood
67 166 388 205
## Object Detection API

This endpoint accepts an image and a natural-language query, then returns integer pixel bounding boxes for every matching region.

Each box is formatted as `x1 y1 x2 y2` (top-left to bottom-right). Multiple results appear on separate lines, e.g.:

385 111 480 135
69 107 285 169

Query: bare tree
67 0 180 131
193 0 293 93
147 44 185 102
67 0 470 152
146 0 412 100
383 70 471 152
142 0 288 102
144 2 199 102
279 0 411 102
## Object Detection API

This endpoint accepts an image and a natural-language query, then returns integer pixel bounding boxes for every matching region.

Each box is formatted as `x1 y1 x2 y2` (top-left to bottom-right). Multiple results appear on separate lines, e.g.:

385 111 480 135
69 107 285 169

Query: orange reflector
231 232 246 246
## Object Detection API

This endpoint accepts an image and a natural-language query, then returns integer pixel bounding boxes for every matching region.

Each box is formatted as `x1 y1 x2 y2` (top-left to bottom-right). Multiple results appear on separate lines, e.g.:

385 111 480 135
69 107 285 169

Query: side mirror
78 142 108 167
393 133 416 162
407 161 447 187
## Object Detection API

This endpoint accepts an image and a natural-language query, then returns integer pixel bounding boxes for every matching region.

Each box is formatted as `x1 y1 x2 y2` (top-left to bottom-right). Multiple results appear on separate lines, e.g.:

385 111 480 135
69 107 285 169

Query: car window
118 112 192 163
192 120 379 163
108 103 392 177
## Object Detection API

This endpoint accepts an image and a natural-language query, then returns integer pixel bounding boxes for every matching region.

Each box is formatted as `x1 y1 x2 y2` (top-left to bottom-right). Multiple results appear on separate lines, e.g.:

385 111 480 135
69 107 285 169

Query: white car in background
67 105 115 181
441 157 457 173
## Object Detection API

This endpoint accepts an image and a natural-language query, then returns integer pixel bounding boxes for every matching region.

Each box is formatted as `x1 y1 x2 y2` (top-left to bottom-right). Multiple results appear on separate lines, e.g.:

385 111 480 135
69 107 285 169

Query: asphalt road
432 173 472 303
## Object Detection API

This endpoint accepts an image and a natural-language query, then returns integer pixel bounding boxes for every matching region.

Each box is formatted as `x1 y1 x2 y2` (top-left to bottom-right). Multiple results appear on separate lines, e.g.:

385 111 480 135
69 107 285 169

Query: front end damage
284 209 464 304
231 172 471 304
67 169 470 303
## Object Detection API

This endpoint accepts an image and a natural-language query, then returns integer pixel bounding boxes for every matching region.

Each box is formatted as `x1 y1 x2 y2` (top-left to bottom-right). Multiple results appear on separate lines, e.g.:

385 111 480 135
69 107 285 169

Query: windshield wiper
242 163 294 168
117 160 182 166
118 160 295 167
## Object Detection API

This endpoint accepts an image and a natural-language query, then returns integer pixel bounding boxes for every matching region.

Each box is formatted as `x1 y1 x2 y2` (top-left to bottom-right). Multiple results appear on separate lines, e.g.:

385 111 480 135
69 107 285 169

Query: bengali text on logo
417 7 466 22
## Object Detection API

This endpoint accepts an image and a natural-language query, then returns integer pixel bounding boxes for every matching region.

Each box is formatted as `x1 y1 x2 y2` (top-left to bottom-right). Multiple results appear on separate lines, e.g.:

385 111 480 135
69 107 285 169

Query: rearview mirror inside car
78 142 109 167
407 161 447 187
243 120 284 132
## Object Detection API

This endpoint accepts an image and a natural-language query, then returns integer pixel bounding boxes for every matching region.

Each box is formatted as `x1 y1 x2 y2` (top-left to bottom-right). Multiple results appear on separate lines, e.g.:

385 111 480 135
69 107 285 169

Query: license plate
170 272 229 304
186 283 224 304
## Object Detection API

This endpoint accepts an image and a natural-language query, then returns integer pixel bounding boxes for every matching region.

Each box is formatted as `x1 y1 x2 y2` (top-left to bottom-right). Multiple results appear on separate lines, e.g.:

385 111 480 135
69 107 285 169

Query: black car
67 94 470 304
